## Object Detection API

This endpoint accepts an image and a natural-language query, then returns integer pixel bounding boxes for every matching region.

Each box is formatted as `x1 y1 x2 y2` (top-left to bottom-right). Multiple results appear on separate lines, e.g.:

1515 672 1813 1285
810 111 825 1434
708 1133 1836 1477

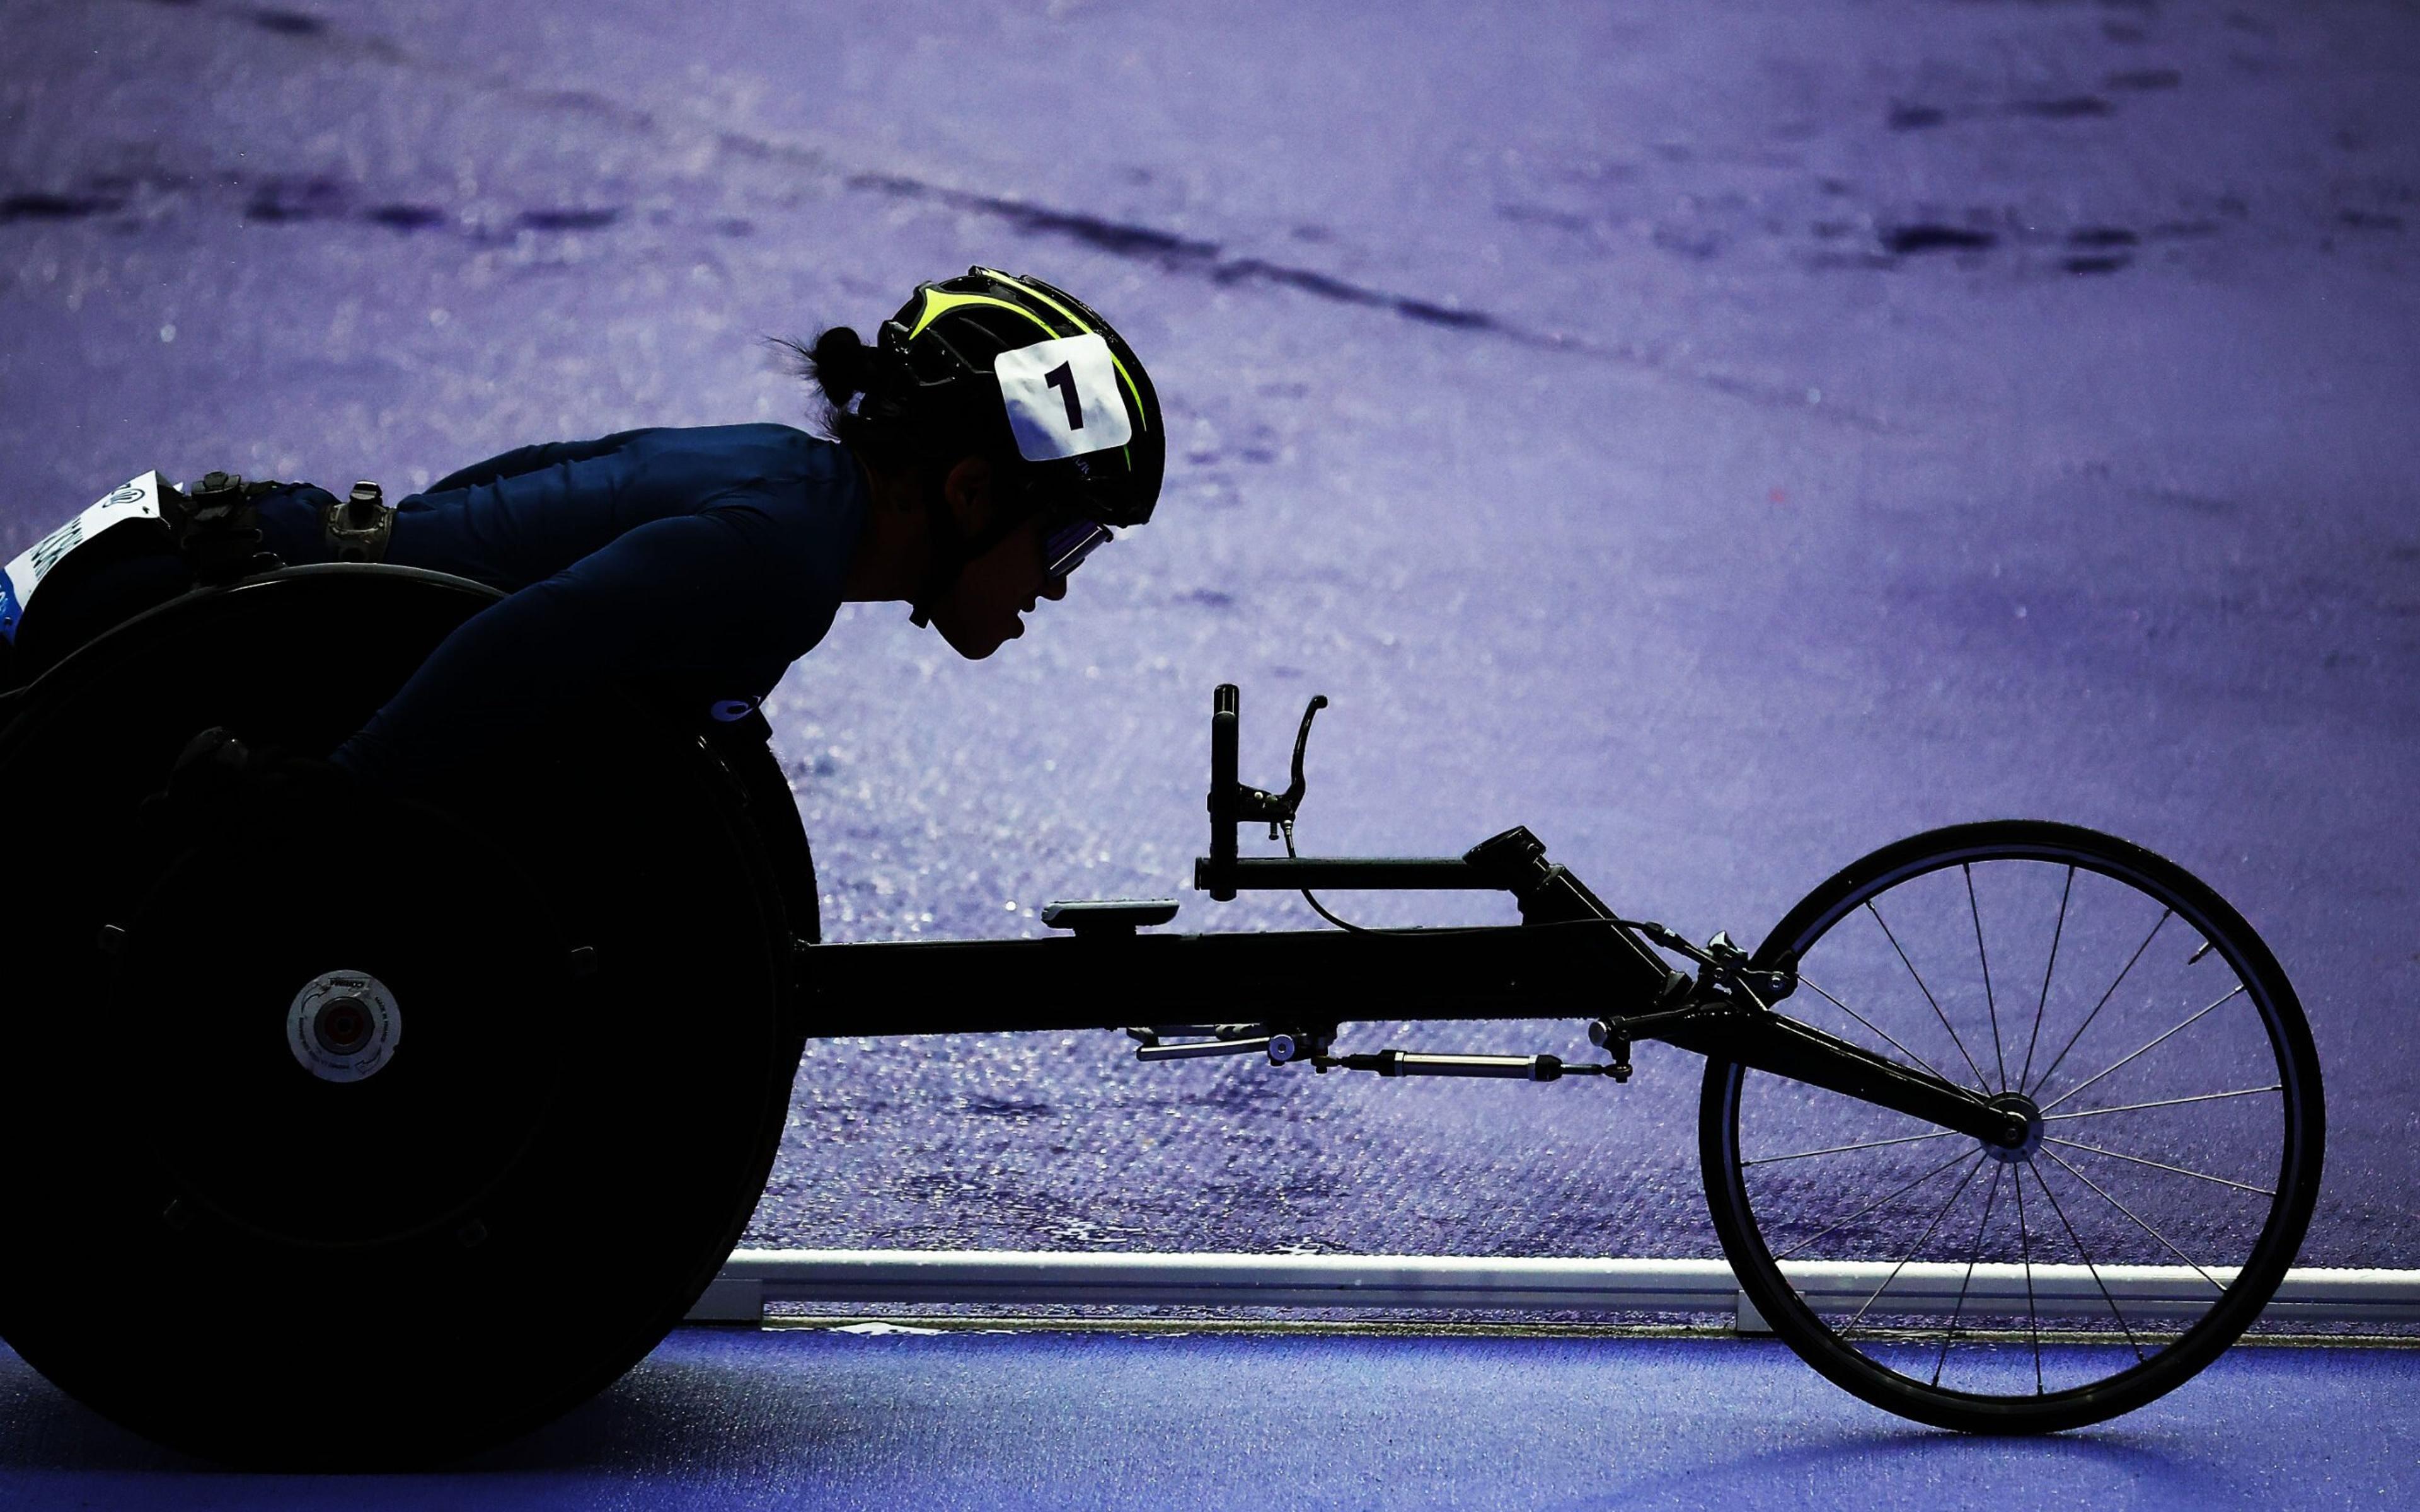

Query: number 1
1044 360 1083 430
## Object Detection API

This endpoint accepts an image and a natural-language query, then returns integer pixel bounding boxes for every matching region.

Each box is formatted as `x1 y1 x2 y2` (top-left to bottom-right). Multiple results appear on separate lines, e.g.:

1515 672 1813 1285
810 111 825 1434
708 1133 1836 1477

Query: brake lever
1279 695 1329 835
1231 694 1331 839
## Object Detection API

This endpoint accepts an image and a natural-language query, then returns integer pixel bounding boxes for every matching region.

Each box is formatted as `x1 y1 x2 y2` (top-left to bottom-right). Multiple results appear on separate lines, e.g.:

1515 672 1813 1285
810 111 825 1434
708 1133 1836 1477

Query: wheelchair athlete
5 266 1163 796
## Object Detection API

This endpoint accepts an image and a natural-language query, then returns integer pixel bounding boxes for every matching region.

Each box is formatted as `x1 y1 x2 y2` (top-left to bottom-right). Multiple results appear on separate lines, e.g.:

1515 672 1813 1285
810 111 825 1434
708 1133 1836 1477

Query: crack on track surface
129 0 1539 353
826 176 1883 425
66 0 1888 432
847 173 1511 338
1882 224 1998 256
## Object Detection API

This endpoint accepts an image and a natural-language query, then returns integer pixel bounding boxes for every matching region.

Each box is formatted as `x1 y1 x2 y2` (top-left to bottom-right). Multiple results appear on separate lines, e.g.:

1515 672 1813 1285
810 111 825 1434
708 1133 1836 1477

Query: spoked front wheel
1700 821 2324 1433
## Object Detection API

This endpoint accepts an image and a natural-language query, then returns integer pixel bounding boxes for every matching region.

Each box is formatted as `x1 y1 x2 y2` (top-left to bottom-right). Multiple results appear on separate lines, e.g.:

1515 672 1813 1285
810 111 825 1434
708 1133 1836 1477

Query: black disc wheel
0 567 810 1468
1700 821 2324 1433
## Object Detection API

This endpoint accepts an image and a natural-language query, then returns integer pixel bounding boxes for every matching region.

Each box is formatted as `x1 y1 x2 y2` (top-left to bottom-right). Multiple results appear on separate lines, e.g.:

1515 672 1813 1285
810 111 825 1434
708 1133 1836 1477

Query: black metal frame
798 684 2030 1151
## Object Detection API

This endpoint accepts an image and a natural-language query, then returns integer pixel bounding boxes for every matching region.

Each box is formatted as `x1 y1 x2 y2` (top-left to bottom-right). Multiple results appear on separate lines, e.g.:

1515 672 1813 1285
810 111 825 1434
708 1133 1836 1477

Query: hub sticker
1 471 170 643
993 333 1131 462
286 969 403 1084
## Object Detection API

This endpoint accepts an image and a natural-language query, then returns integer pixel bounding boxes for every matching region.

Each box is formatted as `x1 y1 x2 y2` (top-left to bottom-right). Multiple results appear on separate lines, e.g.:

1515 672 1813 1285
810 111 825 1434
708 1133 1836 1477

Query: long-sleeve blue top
323 423 868 793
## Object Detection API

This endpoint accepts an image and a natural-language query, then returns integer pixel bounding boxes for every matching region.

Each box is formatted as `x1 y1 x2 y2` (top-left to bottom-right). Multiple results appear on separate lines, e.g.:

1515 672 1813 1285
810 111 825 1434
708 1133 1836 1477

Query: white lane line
687 1251 2420 1327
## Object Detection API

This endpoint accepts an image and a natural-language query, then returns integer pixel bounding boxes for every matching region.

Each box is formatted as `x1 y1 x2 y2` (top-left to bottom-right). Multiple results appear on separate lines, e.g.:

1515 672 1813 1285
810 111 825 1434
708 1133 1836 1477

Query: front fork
1463 824 2022 1148
1648 1001 2027 1148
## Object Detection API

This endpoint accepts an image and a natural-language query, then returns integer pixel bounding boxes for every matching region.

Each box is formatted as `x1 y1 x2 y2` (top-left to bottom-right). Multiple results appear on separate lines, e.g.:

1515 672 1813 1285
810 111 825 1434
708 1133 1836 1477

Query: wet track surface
1 0 2416 1266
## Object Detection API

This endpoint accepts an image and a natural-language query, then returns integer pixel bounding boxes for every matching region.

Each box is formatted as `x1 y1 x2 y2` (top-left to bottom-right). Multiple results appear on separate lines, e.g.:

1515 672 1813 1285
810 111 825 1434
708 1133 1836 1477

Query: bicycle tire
1698 820 2324 1433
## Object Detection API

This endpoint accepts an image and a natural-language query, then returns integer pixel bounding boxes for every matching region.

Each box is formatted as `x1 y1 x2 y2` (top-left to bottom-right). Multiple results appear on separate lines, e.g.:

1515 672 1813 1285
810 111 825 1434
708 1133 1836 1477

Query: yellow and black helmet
876 267 1163 529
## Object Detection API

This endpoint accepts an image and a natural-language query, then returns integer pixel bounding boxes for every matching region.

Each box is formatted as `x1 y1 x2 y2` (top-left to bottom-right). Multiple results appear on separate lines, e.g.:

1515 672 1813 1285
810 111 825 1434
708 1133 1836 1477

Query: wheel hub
287 970 402 1083
1981 1090 2044 1162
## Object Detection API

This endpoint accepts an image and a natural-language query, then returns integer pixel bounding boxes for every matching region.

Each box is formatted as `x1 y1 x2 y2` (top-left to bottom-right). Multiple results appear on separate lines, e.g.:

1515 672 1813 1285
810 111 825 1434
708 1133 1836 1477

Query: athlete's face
930 498 1071 660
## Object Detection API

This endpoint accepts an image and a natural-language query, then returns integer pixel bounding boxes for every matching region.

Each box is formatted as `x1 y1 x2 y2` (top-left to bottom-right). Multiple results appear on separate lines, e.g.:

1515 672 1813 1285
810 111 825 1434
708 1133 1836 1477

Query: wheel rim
1707 822 2322 1428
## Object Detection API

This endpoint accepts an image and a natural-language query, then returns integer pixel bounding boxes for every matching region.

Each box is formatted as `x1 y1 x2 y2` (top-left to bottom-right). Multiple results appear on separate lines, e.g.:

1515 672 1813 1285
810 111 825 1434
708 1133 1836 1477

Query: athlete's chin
940 623 1016 660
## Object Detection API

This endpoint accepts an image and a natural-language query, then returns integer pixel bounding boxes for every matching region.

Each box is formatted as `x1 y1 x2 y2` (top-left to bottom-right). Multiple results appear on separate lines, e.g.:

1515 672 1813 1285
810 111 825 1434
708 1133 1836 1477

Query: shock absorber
1313 1050 1618 1082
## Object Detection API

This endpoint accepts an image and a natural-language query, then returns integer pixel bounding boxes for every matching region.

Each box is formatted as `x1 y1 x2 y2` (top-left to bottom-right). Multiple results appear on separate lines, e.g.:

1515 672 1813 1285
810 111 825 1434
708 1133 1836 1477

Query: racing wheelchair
0 477 2324 1466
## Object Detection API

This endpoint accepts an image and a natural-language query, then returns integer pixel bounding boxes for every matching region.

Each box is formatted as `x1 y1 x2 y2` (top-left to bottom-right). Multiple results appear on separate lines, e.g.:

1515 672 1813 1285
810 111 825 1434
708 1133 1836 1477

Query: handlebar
1208 684 1240 898
1197 683 1490 901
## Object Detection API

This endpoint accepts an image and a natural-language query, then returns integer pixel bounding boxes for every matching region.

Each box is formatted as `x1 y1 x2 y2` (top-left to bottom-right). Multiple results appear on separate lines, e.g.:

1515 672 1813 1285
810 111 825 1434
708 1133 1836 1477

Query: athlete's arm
329 499 793 794
422 432 648 495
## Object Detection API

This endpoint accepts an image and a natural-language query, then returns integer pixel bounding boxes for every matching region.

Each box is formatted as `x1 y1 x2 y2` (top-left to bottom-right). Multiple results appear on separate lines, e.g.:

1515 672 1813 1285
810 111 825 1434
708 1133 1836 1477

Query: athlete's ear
942 455 994 537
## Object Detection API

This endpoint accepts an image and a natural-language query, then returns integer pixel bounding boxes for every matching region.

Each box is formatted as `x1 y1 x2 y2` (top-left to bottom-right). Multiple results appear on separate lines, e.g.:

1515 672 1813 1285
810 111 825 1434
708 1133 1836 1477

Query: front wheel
1699 820 2324 1433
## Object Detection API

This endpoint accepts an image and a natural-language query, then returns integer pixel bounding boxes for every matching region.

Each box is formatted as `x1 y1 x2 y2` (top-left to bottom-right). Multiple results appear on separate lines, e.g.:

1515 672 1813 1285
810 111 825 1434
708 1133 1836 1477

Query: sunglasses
1040 516 1115 580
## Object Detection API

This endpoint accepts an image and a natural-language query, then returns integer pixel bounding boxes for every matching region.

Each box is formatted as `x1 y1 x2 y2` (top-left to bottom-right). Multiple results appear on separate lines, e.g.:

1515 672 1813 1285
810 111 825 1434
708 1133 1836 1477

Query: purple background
2 0 2413 1264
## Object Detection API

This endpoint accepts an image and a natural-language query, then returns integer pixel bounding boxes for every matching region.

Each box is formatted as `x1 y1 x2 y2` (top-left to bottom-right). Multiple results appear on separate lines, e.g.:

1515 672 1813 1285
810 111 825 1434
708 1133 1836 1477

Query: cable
1280 822 1688 948
1284 819 1371 932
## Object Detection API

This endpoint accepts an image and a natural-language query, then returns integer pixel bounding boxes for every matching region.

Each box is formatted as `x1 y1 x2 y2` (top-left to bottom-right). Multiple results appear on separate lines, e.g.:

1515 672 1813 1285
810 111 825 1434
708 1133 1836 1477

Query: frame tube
1193 856 1484 891
802 920 1667 1038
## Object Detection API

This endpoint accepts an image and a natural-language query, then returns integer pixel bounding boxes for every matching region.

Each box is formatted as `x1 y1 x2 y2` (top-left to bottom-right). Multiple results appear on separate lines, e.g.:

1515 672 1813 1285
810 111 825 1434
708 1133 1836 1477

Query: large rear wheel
1700 820 2324 1432
0 567 810 1467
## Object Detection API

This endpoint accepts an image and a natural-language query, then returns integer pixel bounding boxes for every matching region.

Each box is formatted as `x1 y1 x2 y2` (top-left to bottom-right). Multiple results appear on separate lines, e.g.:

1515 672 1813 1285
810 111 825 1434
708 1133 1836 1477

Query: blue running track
4 1329 2416 1510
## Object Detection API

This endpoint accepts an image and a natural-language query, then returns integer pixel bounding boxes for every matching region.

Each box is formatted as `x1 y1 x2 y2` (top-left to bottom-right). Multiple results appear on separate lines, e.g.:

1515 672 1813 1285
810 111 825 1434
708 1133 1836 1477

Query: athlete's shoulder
626 421 820 452
626 423 845 477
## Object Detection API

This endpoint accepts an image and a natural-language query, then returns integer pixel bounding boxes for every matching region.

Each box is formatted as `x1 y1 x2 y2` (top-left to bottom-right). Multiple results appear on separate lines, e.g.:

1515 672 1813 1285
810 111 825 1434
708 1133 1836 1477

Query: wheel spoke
1867 900 1990 1091
2015 865 2073 1092
2025 907 2172 1096
1799 973 1957 1089
2041 1148 2230 1293
1931 1160 2007 1387
2028 1159 2146 1364
1839 1155 1991 1341
2043 1084 2282 1122
2039 983 2247 1114
1771 1146 1981 1261
1964 864 2009 1091
2043 1137 2274 1196
2012 1155 2044 1393
1742 1128 1962 1167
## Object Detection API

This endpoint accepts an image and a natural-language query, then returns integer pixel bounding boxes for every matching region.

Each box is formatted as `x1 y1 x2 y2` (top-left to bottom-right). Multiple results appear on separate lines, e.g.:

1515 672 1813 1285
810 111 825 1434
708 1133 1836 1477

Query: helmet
875 268 1163 529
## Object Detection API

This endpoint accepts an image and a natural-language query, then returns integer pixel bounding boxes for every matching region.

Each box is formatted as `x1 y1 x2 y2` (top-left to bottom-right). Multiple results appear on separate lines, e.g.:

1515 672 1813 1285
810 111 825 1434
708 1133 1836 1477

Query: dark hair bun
807 326 874 406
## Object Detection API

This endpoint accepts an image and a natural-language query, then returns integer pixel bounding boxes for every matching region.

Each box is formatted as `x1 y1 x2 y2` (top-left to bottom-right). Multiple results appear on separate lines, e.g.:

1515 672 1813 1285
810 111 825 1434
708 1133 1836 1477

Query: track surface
1 1 2416 1264
4 1329 2417 1508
